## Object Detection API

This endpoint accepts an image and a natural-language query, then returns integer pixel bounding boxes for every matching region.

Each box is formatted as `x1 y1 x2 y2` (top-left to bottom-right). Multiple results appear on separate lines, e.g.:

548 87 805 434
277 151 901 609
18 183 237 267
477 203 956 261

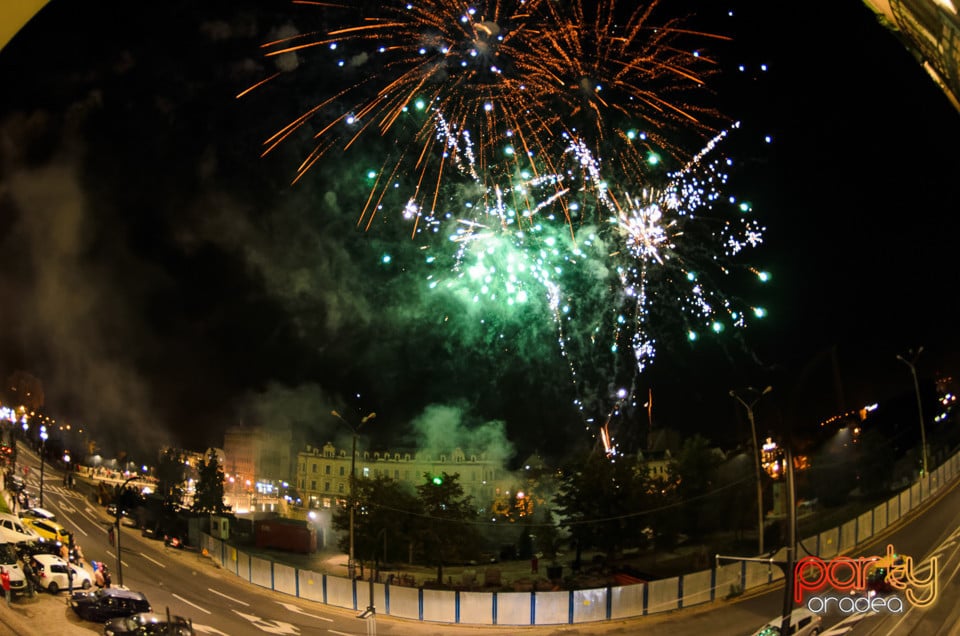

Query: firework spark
410 116 766 456
245 0 728 227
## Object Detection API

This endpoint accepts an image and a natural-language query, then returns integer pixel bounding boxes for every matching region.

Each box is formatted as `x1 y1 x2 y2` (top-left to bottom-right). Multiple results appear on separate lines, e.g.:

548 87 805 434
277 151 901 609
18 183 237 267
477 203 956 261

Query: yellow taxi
21 517 71 543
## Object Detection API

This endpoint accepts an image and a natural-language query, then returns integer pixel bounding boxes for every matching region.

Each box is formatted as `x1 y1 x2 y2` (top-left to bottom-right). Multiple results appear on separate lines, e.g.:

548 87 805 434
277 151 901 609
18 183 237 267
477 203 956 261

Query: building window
338 483 344 493
325 465 331 475
311 464 317 473
339 466 345 476
394 470 400 479
324 482 330 492
310 480 316 490
363 467 370 478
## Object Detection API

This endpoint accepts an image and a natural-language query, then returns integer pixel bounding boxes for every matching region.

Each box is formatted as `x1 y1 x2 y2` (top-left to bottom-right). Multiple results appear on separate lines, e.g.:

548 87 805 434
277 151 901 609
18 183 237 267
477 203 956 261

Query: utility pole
730 386 772 556
897 348 928 476
115 474 140 588
716 439 797 634
332 409 376 581
38 426 48 507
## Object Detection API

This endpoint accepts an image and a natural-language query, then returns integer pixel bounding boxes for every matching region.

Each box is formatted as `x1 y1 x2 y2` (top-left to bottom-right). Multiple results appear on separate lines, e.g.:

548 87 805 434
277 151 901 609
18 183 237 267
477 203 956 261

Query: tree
415 472 480 585
668 435 724 540
156 448 187 512
553 452 655 566
331 475 421 576
191 450 229 514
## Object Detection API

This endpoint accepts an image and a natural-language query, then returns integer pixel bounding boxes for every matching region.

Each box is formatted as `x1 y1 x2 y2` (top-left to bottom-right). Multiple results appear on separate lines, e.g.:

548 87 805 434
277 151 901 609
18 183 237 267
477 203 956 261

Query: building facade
863 0 960 111
296 442 509 509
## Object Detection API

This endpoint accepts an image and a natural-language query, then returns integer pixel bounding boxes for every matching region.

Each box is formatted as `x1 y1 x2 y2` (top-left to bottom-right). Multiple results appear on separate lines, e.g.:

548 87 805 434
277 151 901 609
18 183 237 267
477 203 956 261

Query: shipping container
254 519 317 554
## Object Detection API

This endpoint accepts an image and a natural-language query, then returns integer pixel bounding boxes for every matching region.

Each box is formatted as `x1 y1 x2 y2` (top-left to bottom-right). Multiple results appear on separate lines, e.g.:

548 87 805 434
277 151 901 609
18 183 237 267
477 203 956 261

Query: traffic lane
778 476 960 636
844 500 960 635
112 536 367 635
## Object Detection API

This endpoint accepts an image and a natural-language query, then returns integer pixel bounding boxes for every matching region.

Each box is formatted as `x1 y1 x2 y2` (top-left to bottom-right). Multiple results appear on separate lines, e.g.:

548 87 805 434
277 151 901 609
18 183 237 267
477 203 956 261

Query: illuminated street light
114 467 147 588
897 347 929 476
730 385 773 555
331 408 377 580
39 425 48 507
759 437 798 636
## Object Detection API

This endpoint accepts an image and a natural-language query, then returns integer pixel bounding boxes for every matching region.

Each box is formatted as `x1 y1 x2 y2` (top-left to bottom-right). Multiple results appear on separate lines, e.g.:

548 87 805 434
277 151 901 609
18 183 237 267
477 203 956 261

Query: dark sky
1 1 958 466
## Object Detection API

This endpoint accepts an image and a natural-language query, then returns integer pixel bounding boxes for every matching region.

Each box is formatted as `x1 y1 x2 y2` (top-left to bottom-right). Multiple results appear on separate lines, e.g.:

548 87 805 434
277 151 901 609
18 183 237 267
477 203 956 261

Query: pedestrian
72 543 85 568
93 564 105 588
531 555 539 574
1 566 11 607
101 565 111 588
21 559 36 598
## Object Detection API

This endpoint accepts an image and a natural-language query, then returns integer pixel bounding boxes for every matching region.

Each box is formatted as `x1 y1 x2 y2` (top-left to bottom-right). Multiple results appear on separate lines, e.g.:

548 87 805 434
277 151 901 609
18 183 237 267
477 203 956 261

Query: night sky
1 1 959 466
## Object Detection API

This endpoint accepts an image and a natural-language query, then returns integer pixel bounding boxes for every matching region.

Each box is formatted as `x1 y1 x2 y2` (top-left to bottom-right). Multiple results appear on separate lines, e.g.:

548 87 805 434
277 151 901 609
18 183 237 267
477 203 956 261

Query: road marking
818 612 867 635
104 551 129 568
138 553 166 568
232 610 300 634
276 601 333 621
328 631 354 636
208 587 249 605
172 592 212 614
191 624 231 635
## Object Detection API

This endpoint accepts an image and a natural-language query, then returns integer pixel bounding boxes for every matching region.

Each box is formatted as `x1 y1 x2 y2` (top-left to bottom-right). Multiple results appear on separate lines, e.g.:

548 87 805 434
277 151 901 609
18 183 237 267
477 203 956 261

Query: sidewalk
0 488 97 635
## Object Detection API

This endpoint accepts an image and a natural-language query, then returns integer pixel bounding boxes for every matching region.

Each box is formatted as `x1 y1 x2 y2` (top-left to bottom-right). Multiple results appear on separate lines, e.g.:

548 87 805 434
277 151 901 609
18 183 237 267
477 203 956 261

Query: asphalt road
4 444 960 636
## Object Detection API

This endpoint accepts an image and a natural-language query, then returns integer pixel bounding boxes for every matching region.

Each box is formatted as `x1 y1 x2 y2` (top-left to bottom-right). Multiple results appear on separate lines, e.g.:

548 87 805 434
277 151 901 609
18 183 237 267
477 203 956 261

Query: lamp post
114 473 142 588
730 386 773 556
332 409 377 580
760 438 797 634
897 348 929 476
38 425 48 507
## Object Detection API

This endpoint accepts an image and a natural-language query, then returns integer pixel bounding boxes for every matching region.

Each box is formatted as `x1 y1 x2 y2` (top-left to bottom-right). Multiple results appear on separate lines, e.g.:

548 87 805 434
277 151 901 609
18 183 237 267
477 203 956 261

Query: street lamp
39 425 48 507
897 348 929 476
760 438 797 635
114 471 144 588
730 385 773 556
331 409 376 580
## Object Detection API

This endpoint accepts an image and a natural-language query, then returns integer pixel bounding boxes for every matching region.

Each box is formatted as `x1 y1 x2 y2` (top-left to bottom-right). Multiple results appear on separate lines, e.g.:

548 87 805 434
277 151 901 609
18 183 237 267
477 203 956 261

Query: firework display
248 0 726 224
245 0 766 455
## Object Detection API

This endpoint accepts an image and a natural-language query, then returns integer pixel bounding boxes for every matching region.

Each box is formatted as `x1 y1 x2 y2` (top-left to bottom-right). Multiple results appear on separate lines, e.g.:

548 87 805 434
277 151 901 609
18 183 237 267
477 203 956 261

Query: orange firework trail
243 0 729 228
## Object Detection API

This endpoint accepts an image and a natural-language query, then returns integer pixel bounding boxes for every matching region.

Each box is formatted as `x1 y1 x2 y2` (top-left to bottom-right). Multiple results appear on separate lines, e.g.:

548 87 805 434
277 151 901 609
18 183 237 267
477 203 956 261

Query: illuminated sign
794 544 937 614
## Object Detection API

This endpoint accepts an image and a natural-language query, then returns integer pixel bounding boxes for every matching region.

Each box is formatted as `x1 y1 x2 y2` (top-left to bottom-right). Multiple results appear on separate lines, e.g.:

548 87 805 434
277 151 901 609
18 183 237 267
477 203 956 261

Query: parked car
6 473 25 493
21 517 71 543
751 607 822 636
103 611 195 635
19 506 58 523
0 512 41 544
105 504 131 519
0 542 29 598
31 553 93 593
16 537 65 561
71 587 152 622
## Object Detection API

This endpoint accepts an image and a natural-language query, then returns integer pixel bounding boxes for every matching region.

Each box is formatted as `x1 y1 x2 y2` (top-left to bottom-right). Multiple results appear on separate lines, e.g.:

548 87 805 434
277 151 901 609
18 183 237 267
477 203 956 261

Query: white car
752 607 822 636
31 553 93 593
0 512 40 544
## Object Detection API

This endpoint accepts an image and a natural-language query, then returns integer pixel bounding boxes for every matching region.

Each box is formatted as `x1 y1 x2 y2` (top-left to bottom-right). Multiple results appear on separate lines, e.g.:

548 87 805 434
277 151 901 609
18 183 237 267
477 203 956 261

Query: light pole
760 438 797 634
38 425 48 507
730 385 772 556
897 348 929 476
332 409 376 580
114 473 142 588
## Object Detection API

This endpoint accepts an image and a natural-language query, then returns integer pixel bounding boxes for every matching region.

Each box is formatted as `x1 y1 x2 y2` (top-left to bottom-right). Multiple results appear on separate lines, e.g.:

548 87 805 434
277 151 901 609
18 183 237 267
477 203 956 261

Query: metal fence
199 451 959 625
